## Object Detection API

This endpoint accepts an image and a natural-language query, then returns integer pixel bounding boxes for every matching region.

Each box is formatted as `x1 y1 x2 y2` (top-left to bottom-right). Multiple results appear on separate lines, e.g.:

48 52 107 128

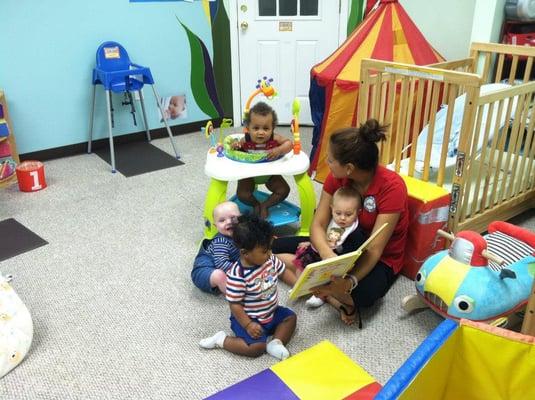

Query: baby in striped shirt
191 202 241 294
199 214 296 360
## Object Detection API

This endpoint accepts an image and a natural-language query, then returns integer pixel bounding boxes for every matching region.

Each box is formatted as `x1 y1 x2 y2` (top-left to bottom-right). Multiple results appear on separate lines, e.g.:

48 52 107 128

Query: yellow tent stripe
392 7 414 64
337 11 387 82
313 8 386 75
314 85 359 182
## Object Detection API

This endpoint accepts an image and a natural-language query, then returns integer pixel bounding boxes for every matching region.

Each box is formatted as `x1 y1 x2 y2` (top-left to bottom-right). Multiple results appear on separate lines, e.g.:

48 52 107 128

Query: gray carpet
0 128 532 399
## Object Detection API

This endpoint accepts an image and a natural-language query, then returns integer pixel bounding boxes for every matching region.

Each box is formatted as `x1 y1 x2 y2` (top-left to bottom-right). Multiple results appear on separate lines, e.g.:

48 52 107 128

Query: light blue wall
400 0 477 60
0 1 212 154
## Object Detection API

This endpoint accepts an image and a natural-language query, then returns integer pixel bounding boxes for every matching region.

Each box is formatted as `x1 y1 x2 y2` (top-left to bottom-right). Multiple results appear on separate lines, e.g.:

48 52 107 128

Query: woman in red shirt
273 119 408 325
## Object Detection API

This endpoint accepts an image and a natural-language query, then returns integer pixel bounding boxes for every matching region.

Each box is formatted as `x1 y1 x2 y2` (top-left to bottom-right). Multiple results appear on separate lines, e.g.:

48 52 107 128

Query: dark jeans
273 228 397 308
351 261 396 307
272 227 367 255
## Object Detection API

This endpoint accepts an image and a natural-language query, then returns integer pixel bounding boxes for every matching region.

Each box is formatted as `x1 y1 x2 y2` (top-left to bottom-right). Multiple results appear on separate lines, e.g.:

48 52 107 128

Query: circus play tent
309 0 444 182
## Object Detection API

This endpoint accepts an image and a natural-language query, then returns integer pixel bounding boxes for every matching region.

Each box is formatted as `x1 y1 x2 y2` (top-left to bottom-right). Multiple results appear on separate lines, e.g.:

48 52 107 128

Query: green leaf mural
210 0 233 118
177 18 223 119
347 0 365 36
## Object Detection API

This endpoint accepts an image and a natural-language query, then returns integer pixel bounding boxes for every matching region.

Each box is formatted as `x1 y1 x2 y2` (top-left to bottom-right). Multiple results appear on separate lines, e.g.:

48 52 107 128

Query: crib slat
382 75 397 165
422 81 441 182
394 77 410 171
470 100 495 216
509 93 531 199
437 86 458 187
491 86 517 206
523 57 533 83
525 105 535 191
495 53 505 83
508 55 519 84
481 52 492 84
378 80 388 125
519 97 535 192
449 86 480 233
371 73 382 121
402 79 417 160
459 103 485 221
481 98 505 210
408 79 426 177
357 69 371 125
498 92 525 204
422 80 434 128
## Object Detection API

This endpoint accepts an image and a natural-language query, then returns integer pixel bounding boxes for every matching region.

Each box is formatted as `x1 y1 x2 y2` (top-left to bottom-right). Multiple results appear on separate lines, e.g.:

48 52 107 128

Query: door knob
240 21 249 30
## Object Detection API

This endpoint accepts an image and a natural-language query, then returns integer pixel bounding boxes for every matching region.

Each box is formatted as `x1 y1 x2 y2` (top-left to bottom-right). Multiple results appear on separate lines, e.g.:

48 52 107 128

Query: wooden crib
357 42 535 234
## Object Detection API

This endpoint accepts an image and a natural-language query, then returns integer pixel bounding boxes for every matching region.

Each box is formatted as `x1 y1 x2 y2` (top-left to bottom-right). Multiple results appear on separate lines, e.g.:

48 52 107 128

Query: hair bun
359 119 386 143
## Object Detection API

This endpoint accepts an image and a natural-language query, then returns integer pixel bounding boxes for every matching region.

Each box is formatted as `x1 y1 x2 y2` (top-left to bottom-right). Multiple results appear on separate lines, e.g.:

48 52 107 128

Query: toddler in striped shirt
199 214 296 360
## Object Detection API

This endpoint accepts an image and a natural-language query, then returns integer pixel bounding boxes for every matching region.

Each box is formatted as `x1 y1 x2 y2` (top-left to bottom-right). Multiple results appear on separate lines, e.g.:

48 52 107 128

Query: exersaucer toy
402 221 535 325
202 118 233 157
202 78 316 238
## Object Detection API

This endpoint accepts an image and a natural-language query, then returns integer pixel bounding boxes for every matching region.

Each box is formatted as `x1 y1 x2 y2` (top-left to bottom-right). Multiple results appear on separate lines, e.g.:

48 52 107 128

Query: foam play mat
230 190 301 227
205 340 381 400
95 141 184 177
0 218 47 262
375 319 535 399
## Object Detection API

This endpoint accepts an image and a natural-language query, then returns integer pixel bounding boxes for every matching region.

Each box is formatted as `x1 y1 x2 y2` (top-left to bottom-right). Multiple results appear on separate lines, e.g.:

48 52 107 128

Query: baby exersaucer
203 134 315 238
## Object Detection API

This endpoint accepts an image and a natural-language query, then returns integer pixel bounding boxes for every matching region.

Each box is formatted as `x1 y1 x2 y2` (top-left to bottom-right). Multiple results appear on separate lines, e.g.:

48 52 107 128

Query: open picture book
288 223 388 300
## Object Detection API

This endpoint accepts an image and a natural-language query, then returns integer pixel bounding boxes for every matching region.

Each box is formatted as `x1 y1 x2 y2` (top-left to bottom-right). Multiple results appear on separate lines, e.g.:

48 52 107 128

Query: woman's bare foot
326 296 357 326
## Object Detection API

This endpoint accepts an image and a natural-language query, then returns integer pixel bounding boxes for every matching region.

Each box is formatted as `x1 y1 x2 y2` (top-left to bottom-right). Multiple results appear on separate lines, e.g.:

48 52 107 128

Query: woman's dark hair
243 101 278 129
329 119 387 171
232 214 274 251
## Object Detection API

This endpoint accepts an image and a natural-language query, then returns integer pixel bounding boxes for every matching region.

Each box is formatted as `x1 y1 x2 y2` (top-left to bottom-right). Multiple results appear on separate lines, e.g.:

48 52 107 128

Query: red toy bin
401 176 451 280
16 160 47 192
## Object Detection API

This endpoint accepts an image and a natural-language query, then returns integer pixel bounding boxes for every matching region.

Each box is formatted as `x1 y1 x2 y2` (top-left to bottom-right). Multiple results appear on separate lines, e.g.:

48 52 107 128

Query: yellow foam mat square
270 340 376 400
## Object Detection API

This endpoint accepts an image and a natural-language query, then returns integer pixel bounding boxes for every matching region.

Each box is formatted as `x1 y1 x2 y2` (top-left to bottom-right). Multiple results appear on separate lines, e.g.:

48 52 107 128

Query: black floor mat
95 141 184 177
0 218 48 262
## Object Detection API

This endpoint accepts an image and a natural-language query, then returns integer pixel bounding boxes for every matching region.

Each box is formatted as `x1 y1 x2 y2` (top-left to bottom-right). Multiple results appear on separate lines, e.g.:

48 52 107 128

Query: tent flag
309 0 444 183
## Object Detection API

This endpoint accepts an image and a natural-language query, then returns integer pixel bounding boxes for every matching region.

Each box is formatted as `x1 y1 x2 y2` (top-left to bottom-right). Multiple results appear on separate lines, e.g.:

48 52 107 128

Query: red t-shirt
323 166 408 274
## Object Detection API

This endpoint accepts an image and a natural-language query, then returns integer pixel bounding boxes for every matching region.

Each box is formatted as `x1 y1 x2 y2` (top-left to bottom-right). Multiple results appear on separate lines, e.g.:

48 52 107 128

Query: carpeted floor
0 127 532 399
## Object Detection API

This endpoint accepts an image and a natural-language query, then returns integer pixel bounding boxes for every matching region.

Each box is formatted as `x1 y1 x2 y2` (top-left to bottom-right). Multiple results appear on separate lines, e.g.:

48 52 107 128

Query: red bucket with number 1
16 161 47 192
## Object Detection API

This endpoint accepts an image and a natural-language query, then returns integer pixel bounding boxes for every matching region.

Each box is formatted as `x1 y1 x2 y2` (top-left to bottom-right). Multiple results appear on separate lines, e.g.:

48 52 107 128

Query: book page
288 223 388 300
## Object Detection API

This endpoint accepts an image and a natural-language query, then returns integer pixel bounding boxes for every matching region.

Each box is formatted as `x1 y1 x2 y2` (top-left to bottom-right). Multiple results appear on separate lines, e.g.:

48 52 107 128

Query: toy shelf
0 91 20 188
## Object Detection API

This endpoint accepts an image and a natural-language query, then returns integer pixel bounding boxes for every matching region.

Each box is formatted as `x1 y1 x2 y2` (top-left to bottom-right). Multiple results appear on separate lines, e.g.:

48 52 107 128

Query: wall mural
132 0 229 120
131 0 367 121
177 18 223 119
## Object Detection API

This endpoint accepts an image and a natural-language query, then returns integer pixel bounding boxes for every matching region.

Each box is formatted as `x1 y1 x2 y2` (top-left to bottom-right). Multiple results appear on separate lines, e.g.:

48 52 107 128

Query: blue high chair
88 41 180 173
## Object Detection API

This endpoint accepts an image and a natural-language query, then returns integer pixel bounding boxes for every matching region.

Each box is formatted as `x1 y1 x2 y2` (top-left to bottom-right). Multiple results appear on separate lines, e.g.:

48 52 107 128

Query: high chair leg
88 85 97 153
151 85 180 159
105 90 116 173
138 89 151 142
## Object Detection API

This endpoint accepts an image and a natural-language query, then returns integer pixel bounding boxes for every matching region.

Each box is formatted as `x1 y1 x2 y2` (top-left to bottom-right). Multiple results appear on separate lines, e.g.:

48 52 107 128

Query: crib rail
358 57 535 234
470 42 535 85
358 58 480 185
455 81 535 232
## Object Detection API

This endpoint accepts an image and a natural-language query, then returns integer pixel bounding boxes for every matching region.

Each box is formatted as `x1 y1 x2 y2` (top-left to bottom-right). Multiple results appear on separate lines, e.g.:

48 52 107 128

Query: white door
237 0 342 125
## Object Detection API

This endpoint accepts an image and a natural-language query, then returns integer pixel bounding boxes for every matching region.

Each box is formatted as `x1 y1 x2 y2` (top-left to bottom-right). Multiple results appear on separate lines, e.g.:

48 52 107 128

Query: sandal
327 296 363 329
